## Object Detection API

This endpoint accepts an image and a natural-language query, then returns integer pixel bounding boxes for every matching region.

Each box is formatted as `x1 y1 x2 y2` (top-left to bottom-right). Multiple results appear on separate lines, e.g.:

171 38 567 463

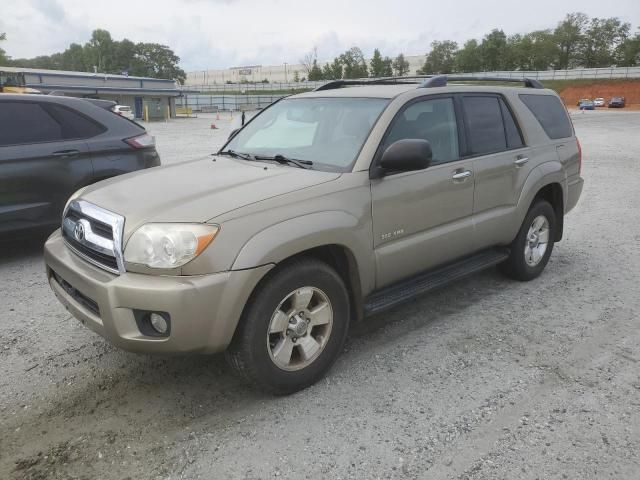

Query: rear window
519 94 573 140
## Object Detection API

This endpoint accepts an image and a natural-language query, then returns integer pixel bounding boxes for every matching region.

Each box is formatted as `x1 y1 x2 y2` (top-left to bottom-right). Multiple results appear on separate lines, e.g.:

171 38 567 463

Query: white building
186 54 427 85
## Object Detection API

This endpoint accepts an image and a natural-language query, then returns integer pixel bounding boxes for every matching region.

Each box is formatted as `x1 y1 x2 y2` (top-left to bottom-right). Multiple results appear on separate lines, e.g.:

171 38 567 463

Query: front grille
66 209 113 239
62 229 119 270
62 200 124 274
51 270 100 317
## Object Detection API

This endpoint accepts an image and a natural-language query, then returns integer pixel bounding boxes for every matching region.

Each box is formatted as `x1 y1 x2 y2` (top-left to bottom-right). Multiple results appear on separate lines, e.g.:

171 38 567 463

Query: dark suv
0 94 160 237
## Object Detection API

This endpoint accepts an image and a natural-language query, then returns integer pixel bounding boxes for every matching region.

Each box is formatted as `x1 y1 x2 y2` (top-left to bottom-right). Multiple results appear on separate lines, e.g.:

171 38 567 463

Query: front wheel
500 200 556 281
226 258 350 395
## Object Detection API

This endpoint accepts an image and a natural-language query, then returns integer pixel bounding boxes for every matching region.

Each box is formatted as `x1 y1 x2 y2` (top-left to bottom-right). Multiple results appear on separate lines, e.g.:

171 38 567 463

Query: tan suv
44 76 584 394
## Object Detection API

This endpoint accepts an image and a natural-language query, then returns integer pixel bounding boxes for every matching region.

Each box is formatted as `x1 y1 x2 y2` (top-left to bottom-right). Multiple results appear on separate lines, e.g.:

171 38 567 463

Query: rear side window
45 104 105 139
462 96 506 155
0 101 104 146
519 94 573 139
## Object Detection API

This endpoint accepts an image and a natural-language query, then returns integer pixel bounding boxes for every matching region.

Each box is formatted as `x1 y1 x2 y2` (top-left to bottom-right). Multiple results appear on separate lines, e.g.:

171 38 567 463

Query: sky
1 0 639 72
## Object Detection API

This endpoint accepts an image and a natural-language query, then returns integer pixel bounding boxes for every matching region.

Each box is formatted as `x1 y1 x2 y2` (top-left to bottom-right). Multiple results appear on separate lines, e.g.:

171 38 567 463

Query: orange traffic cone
210 124 218 129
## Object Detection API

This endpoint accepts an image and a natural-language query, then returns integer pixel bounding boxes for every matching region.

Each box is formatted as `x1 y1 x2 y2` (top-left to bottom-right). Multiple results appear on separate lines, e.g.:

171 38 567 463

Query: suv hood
80 155 341 237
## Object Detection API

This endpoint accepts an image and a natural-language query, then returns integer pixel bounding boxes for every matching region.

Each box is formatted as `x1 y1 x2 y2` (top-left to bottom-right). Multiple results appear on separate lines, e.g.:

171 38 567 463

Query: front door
371 96 475 288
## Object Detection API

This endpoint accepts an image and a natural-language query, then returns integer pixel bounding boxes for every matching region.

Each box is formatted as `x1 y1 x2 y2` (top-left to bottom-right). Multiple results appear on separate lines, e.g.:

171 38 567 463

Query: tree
321 58 343 79
308 59 323 81
619 31 640 66
134 43 186 83
293 70 300 82
480 29 508 71
392 53 410 76
0 32 9 64
580 17 630 67
454 39 482 72
300 47 318 75
340 47 368 78
382 56 393 76
369 48 385 77
85 29 115 72
554 12 589 69
420 40 458 74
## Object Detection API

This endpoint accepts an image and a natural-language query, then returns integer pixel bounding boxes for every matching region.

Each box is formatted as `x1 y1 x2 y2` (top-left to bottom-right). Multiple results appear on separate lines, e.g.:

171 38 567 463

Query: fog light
149 313 168 334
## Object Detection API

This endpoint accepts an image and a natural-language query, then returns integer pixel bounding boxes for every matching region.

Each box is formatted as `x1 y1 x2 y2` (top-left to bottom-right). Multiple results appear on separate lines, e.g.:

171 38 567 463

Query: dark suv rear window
519 94 573 139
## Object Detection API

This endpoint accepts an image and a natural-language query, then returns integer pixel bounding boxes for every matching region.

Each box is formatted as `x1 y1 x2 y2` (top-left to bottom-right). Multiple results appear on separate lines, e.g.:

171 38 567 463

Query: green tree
85 29 115 72
454 39 481 72
369 48 385 77
322 58 343 80
392 53 410 76
340 47 368 78
554 12 589 69
480 29 508 71
580 17 631 67
293 70 300 82
382 56 393 76
619 30 640 66
420 40 458 74
132 42 186 83
0 32 9 64
308 59 323 80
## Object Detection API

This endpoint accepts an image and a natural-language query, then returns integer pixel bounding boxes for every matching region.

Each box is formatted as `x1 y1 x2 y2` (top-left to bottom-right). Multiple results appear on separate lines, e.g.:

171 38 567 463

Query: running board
364 248 510 316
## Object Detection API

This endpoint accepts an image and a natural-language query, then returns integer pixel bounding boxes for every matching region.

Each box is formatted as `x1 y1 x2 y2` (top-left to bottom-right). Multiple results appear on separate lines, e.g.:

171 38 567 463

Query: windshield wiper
217 150 255 161
256 154 313 169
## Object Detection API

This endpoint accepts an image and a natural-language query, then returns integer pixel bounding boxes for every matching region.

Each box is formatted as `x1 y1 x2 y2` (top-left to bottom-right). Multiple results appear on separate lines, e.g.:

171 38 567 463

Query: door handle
514 156 529 166
52 149 80 158
452 170 472 181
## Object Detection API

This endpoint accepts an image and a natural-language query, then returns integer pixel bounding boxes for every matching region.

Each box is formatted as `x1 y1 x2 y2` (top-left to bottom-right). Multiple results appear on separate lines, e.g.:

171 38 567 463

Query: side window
499 98 524 149
519 94 573 139
462 96 506 155
44 104 105 139
0 102 63 146
383 97 459 165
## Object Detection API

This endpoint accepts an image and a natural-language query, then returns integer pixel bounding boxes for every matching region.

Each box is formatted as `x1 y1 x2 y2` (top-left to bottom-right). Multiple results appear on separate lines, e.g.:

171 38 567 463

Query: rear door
460 94 533 249
0 100 99 233
371 96 475 288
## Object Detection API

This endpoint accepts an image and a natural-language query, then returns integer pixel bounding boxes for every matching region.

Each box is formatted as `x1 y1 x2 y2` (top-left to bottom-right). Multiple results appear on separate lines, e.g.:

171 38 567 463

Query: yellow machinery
0 71 41 94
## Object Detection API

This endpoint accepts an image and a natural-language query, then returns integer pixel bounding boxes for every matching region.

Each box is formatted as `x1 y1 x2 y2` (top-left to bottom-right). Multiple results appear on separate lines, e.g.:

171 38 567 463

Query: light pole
284 62 288 83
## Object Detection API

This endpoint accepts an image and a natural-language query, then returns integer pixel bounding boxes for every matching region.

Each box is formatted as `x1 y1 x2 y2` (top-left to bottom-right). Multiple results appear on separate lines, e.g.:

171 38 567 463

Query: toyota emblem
74 222 85 241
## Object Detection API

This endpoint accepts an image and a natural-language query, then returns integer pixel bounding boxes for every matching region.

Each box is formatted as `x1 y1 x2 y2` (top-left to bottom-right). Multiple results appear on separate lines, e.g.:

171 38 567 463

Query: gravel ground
1 109 639 480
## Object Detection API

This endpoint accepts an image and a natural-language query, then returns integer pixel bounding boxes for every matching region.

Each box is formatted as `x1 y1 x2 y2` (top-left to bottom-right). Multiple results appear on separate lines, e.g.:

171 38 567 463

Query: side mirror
378 139 432 175
228 128 240 140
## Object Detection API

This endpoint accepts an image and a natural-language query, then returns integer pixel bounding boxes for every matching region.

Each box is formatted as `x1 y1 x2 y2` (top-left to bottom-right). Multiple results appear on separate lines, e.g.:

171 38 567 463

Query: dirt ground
1 110 639 480
558 79 640 107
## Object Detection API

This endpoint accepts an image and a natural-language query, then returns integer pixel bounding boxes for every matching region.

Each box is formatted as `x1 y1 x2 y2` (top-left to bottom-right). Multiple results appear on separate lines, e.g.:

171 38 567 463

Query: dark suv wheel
226 258 350 395
500 200 556 281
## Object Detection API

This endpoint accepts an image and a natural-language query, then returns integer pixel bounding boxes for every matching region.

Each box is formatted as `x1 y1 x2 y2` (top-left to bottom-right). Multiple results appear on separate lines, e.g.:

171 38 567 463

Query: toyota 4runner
44 76 584 394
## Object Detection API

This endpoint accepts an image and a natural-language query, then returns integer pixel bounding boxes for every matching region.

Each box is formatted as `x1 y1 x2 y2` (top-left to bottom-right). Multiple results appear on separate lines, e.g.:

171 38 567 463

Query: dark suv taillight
124 132 155 149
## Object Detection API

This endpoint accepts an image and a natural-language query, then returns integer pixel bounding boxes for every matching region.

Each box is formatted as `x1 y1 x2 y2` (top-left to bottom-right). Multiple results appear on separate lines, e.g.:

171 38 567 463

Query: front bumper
44 230 272 354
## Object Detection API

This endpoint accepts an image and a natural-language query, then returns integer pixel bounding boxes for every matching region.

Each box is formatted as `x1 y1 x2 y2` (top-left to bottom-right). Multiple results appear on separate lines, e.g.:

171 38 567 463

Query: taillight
125 132 155 149
576 137 582 175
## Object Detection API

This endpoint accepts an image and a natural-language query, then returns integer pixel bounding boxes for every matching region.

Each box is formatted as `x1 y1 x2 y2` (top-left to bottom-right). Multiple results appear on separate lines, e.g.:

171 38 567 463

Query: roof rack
419 75 544 89
313 76 435 91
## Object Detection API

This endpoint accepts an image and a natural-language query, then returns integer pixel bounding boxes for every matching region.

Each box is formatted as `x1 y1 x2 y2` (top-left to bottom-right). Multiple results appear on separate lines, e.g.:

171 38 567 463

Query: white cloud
1 0 639 70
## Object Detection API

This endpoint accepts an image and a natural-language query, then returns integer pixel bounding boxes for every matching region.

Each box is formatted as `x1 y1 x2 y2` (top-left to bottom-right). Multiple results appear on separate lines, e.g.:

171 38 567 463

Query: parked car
579 100 595 110
0 94 160 237
44 76 583 394
608 96 626 108
112 104 135 120
593 97 605 107
577 98 590 106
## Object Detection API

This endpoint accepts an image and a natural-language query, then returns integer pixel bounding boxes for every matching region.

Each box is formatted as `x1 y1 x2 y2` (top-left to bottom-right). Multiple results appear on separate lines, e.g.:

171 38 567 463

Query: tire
225 258 350 395
499 200 556 281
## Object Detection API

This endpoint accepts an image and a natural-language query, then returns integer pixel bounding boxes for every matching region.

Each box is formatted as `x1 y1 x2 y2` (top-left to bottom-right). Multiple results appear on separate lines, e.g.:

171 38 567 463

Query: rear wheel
500 200 556 281
226 258 350 394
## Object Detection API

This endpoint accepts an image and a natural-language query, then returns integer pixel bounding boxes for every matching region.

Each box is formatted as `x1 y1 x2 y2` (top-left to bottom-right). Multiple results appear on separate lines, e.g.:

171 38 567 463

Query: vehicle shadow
0 232 50 267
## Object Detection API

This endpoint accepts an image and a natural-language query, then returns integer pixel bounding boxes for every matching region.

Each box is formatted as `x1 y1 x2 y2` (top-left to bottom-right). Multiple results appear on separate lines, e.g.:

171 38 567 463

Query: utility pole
284 62 288 83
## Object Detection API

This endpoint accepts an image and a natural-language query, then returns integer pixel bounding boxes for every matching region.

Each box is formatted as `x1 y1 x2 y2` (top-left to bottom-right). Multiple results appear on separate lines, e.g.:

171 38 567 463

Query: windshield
223 97 389 171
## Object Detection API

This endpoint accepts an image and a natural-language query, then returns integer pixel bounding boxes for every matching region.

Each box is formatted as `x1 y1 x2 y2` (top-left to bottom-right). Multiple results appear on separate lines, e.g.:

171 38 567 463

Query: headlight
124 223 219 269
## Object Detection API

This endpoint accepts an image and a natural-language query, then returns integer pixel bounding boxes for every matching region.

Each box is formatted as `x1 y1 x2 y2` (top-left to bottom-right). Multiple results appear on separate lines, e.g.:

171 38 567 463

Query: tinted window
383 97 459 165
44 104 105 139
499 98 524 149
463 96 506 155
519 94 573 139
0 102 63 145
0 101 104 146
